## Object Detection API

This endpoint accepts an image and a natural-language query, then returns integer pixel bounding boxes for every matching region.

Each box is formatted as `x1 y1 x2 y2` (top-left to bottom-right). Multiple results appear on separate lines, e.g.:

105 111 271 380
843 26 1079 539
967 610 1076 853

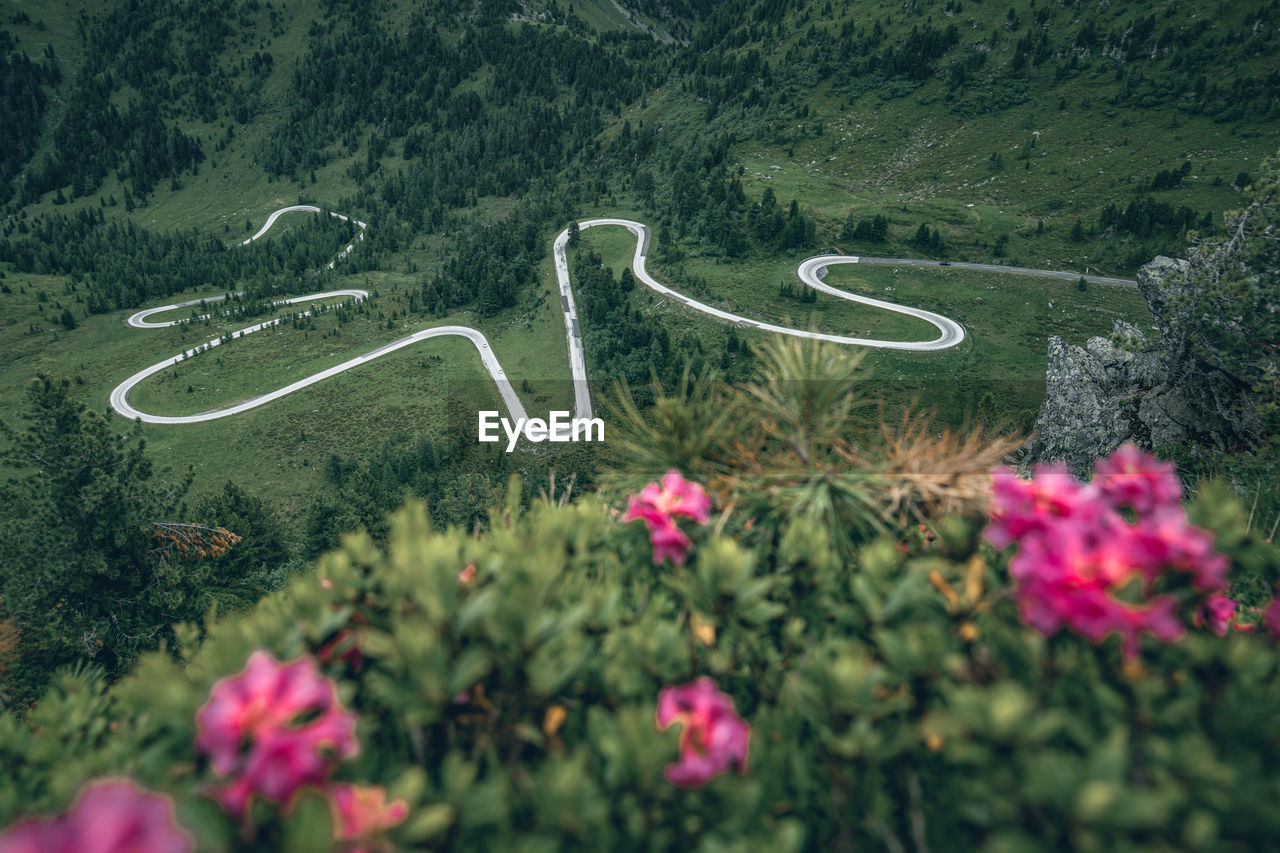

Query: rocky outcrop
1027 324 1162 477
1026 256 1258 476
1133 256 1188 350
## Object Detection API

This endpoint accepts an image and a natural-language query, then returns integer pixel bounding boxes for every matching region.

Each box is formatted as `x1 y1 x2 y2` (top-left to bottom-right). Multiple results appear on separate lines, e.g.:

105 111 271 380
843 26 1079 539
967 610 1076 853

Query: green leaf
282 791 334 853
402 803 457 841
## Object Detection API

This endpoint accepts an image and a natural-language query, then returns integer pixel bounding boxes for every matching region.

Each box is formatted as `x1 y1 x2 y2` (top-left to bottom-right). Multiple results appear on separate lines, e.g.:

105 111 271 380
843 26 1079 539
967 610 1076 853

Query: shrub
0 448 1277 850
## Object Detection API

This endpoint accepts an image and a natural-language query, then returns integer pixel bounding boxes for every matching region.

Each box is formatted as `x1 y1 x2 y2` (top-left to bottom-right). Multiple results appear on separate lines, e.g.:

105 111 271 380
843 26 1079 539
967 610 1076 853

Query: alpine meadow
1 0 1279 850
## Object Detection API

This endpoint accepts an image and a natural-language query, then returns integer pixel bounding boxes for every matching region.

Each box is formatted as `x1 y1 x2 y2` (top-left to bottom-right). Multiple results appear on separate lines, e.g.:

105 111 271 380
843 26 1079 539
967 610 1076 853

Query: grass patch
836 264 1153 428
575 222 1153 430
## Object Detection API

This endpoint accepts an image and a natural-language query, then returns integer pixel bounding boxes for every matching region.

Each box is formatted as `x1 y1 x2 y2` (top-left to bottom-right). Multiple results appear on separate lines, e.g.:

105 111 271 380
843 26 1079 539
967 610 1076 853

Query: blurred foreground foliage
0 341 1277 851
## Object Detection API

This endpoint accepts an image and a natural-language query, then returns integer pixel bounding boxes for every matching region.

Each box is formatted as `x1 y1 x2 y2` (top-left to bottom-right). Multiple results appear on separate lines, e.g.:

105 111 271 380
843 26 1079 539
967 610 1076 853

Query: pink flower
1093 443 1183 515
625 471 712 526
985 463 1105 550
986 445 1231 658
1196 594 1239 637
1007 532 1185 658
1266 589 1280 639
0 779 191 853
328 784 409 852
655 678 750 788
1129 510 1229 591
623 471 711 564
196 651 358 817
648 521 694 566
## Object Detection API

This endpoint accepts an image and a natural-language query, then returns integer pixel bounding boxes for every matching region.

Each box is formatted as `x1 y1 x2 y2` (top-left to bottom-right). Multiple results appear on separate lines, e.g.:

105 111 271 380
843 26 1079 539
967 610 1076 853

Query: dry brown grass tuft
854 408 1024 525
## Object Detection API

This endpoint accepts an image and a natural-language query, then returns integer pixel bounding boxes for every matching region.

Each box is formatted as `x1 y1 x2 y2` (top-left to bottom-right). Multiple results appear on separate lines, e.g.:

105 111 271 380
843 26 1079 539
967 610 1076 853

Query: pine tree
913 222 932 247
1173 149 1280 444
0 377 240 703
840 211 857 240
872 214 889 242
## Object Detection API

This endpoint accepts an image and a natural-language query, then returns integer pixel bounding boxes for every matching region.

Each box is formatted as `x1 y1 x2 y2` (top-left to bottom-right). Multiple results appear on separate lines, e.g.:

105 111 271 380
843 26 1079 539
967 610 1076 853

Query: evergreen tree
840 211 857 240
1173 149 1280 445
913 222 932 248
193 482 291 611
0 377 236 704
870 214 889 242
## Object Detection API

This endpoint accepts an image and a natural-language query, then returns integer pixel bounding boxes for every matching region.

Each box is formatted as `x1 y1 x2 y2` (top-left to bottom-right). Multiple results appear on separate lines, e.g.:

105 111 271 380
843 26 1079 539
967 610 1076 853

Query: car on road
939 261 952 266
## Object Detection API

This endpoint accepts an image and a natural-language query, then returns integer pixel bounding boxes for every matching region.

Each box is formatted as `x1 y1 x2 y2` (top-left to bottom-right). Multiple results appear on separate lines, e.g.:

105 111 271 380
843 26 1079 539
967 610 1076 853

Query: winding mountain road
851 256 1136 287
240 204 367 269
109 208 1134 429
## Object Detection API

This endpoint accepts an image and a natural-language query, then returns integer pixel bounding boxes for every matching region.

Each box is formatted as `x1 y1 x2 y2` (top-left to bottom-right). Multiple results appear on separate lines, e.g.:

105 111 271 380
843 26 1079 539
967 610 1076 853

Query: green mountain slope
619 0 1279 272
0 0 1276 527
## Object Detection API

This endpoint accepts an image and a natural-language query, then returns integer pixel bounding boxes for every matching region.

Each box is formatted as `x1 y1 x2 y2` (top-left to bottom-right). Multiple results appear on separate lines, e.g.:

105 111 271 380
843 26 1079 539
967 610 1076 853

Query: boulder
1134 255 1190 356
1026 331 1152 477
1026 255 1256 473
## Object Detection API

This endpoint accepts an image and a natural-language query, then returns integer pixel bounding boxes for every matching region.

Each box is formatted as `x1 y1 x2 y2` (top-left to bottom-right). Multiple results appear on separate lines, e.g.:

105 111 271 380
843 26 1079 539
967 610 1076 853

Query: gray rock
1027 254 1259 473
1085 335 1134 383
1027 334 1138 477
1135 256 1189 354
1112 320 1146 344
1138 387 1192 448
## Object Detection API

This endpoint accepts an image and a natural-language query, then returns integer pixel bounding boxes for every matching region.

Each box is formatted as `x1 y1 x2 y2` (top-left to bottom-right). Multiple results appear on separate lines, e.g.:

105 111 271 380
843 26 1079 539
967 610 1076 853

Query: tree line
14 0 277 205
0 206 359 312
679 0 1279 126
0 29 60 206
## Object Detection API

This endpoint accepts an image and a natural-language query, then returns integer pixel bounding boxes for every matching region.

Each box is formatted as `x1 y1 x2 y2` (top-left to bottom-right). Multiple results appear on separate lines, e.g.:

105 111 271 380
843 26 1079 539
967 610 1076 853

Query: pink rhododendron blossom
625 471 712 526
655 678 750 788
1129 511 1230 591
1266 589 1280 639
985 463 1103 550
1093 443 1183 515
986 444 1232 658
196 651 358 817
623 471 711 564
0 779 191 853
1195 594 1239 637
328 784 409 852
648 520 695 566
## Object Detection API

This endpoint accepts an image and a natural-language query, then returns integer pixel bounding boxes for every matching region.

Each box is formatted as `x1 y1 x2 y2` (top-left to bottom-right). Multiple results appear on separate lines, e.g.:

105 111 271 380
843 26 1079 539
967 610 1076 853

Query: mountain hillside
0 0 1276 523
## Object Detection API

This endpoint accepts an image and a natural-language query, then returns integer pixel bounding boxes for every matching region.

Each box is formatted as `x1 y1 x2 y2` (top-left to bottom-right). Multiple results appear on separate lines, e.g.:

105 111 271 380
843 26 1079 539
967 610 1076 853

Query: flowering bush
0 453 1277 850
986 446 1234 657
